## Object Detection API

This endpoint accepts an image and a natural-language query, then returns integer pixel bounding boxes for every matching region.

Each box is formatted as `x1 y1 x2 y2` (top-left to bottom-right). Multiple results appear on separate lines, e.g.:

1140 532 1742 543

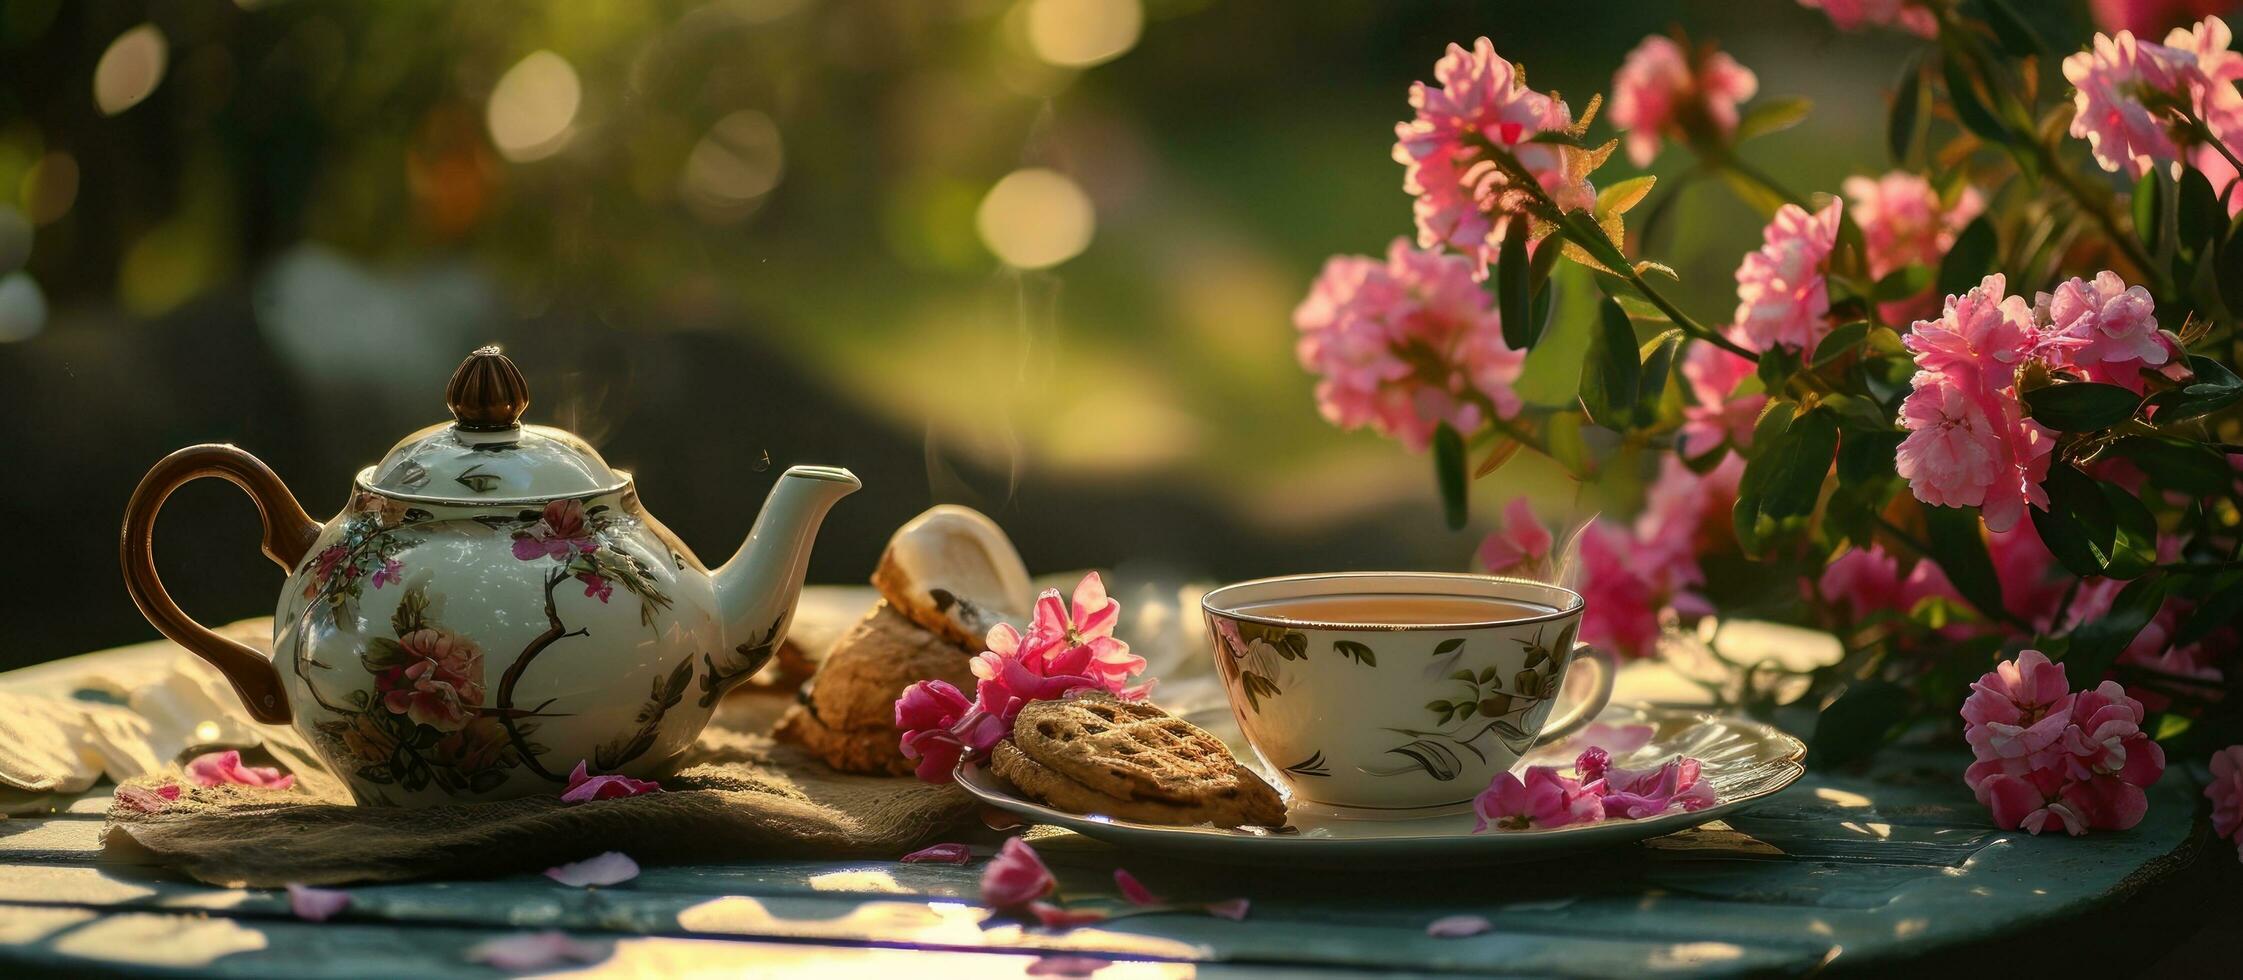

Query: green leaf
1812 320 1873 368
2174 571 2243 647
1940 53 2012 145
1333 640 1377 667
2022 381 2141 431
2107 436 2235 496
2100 483 2157 581
1596 176 1658 219
1737 96 1812 141
1937 215 1997 299
1497 217 1532 350
1809 680 1910 767
2146 354 2243 421
1922 504 2005 622
2177 165 2221 255
1634 329 1682 428
1580 296 1642 430
2032 464 2118 577
1888 51 1924 163
1984 0 2046 58
2065 574 2168 683
1759 409 1837 519
1433 637 1465 656
1870 265 1932 302
1838 429 1905 486
1516 263 1597 407
1434 422 1467 530
2219 219 2243 316
2132 171 2163 252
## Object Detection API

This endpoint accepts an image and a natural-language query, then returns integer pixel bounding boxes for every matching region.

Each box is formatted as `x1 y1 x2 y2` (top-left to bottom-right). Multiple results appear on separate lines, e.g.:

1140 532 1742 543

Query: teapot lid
362 346 627 502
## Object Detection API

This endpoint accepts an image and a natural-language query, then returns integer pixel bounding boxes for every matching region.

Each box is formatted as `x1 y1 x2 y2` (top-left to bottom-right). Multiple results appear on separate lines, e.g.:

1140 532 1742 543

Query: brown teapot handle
120 445 321 725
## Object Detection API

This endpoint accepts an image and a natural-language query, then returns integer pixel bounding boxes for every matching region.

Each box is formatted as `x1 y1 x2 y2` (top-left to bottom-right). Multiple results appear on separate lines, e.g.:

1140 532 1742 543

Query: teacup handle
121 444 321 726
1535 643 1619 744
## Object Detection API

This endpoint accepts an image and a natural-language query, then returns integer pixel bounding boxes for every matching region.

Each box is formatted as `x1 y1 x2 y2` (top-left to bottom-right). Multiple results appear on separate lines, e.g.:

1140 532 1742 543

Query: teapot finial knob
447 345 530 431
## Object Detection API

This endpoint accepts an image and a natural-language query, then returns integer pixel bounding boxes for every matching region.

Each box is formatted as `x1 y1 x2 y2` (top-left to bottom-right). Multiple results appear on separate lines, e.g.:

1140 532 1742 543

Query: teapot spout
709 465 860 692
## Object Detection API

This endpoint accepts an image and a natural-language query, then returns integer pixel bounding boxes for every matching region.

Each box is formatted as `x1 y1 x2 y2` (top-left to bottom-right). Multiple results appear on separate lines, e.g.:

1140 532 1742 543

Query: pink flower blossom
1590 756 1717 819
1842 172 1986 323
286 884 350 922
2207 745 2243 862
544 851 640 888
1904 274 2044 380
1295 240 1524 451
1477 497 1554 579
576 571 613 603
1393 38 1591 275
2036 272 2171 391
1798 0 1937 38
2061 18 2242 178
1472 765 1603 831
511 498 598 561
895 679 1007 784
900 843 973 865
1113 868 1158 905
370 558 404 590
981 838 1056 910
1732 199 1843 353
1426 914 1494 937
1961 650 2075 768
1817 544 1965 623
465 932 607 971
2093 0 2238 35
1609 36 1759 167
1980 766 2091 836
1677 344 1763 457
560 761 661 803
380 658 479 732
1897 276 2060 534
1634 453 1744 572
993 572 1144 695
184 750 295 791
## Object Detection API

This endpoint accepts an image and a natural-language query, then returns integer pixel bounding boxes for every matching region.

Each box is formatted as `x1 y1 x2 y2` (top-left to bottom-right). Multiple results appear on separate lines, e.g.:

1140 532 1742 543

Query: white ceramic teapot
121 346 860 806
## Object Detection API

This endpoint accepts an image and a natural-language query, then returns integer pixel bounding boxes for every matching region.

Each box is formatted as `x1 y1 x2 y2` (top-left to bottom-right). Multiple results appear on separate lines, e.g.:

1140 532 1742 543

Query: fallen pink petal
1204 898 1250 921
980 838 1056 909
1028 901 1110 928
1113 868 1159 905
1027 955 1112 977
183 750 295 791
113 783 182 814
544 851 640 888
559 760 661 803
464 931 607 972
899 843 973 865
285 884 351 922
1426 914 1494 938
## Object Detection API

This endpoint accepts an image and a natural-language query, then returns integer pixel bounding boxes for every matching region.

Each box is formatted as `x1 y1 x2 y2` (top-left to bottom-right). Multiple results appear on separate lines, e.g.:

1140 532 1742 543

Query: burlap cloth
88 626 977 888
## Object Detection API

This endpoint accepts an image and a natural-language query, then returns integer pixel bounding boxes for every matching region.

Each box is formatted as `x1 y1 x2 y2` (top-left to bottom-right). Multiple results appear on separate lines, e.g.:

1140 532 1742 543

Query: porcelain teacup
1202 572 1615 810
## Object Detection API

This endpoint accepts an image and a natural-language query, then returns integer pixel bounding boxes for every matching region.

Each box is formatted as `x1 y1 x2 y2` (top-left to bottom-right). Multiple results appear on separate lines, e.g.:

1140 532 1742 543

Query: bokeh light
21 152 78 225
0 271 46 342
1025 0 1142 68
680 110 785 223
974 168 1095 269
486 51 581 163
93 24 168 116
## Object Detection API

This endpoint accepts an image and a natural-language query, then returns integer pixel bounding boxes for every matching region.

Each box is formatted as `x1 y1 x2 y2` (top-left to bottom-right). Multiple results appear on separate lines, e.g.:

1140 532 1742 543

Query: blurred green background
0 0 2113 666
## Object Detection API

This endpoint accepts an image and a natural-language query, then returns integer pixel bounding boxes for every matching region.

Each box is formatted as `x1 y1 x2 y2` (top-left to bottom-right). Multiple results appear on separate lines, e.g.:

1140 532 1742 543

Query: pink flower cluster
1842 172 1986 324
1479 461 1734 661
1897 272 2170 532
1294 238 1526 451
1393 38 1593 275
374 627 486 732
895 573 1147 784
2209 745 2243 862
1731 199 1843 353
1797 0 1937 38
1473 746 1715 831
2064 17 2242 179
1961 651 2166 835
1678 343 1763 458
1608 36 1759 167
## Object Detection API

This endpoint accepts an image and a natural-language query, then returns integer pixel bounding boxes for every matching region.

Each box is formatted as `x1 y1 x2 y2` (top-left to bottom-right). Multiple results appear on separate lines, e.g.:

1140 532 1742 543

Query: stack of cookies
775 506 1033 775
993 692 1287 828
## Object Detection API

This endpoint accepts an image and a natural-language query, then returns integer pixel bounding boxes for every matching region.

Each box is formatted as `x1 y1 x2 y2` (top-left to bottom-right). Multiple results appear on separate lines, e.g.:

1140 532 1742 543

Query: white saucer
953 703 1805 865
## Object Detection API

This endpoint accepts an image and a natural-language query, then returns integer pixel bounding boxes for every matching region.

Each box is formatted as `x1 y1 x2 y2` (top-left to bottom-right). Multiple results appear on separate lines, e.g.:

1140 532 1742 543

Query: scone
994 693 1287 827
774 602 977 775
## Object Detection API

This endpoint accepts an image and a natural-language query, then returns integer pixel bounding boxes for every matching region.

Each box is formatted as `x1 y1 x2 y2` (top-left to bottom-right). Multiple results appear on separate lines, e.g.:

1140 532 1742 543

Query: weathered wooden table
3 660 2236 976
